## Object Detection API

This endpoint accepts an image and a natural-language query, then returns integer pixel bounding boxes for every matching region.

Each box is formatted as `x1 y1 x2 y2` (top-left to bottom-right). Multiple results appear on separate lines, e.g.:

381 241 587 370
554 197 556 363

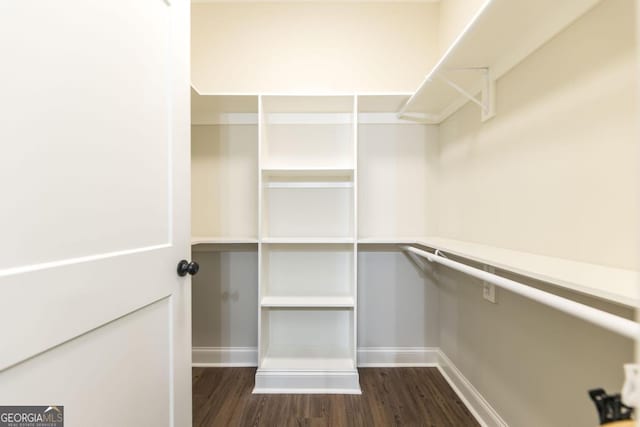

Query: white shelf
403 237 639 308
262 167 354 177
358 237 417 245
192 236 258 245
261 296 355 308
265 181 353 189
260 356 355 371
262 237 355 244
191 88 258 125
400 0 602 123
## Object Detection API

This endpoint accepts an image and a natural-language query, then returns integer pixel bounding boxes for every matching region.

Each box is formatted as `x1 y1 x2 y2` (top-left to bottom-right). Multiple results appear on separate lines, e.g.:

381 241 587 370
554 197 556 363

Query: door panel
0 0 191 425
0 0 171 269
0 247 173 370
0 301 171 426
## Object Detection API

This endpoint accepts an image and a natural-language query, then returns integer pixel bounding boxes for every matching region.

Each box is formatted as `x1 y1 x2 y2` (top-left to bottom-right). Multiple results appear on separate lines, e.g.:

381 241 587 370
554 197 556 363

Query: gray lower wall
357 246 440 348
191 246 258 348
191 246 437 350
437 263 634 427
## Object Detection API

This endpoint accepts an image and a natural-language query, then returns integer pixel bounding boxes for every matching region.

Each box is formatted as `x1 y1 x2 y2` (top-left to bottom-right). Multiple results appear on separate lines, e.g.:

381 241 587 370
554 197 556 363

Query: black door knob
177 260 199 277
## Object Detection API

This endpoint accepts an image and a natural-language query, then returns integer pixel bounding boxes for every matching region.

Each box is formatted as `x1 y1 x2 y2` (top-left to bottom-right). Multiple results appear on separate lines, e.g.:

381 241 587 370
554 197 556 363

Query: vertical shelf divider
257 95 264 371
352 95 359 367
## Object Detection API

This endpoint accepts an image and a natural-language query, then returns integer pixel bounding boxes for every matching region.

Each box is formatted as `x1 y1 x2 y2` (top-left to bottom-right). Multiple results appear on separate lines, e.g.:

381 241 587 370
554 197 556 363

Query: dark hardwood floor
193 367 479 426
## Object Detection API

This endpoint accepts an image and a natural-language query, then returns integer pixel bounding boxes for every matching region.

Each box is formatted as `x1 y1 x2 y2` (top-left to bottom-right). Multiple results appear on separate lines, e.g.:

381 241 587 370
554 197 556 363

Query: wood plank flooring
193 367 479 426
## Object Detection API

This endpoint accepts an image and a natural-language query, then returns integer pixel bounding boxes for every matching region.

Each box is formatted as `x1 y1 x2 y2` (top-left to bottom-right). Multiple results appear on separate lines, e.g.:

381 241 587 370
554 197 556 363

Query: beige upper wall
191 2 439 93
437 0 486 54
431 0 639 270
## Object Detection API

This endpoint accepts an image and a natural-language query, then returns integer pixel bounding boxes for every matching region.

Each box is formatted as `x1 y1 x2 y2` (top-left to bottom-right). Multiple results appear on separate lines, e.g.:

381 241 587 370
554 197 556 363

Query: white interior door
0 0 191 426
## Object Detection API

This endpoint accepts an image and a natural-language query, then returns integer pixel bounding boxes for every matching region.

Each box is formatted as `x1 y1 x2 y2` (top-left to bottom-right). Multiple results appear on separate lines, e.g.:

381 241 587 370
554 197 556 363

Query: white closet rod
401 245 640 341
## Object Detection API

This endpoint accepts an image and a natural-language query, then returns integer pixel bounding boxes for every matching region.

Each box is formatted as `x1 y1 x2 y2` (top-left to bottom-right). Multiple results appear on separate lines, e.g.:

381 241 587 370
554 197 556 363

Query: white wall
358 123 439 239
431 1 638 425
191 125 258 239
191 2 439 93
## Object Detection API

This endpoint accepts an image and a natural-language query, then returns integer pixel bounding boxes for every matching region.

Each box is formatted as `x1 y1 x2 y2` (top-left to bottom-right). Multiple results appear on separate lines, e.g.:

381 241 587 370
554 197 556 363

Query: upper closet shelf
265 181 353 189
191 88 258 125
399 237 638 308
398 0 602 124
263 237 355 244
262 168 354 177
192 237 258 245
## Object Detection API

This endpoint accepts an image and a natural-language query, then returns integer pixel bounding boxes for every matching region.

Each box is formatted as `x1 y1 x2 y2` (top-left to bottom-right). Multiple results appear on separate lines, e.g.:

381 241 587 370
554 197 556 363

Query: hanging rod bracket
435 249 447 258
435 67 496 122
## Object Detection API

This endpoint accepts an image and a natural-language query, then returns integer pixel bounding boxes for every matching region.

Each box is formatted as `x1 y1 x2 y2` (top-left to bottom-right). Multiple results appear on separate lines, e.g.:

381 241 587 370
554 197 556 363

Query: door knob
177 260 199 277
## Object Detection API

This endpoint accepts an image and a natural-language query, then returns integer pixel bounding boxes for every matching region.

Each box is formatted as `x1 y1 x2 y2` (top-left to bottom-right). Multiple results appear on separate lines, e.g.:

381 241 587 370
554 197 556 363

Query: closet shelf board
406 236 639 308
261 296 355 308
261 167 354 177
262 237 355 244
191 237 258 245
264 182 353 189
400 0 602 122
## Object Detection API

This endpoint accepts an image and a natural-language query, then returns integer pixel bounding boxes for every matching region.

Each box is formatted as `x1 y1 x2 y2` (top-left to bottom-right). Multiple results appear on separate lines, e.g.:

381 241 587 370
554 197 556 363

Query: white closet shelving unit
255 95 360 393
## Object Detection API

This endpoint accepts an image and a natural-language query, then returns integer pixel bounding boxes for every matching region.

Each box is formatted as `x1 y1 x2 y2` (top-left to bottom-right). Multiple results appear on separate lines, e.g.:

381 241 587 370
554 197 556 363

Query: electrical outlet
483 282 496 303
482 265 496 303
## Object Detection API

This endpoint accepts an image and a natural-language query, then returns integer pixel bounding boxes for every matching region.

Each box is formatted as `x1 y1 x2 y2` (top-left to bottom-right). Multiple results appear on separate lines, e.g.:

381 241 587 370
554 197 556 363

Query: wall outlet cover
482 266 496 303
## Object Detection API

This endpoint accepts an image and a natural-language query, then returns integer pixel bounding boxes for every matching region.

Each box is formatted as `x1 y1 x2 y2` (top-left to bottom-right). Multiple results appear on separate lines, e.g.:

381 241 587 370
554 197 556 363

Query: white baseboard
192 346 439 368
357 347 439 367
192 346 505 426
437 350 508 427
192 347 257 367
253 369 361 394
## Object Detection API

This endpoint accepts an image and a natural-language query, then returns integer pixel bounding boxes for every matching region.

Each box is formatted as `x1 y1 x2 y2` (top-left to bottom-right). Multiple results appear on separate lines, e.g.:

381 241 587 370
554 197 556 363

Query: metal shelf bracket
436 67 496 122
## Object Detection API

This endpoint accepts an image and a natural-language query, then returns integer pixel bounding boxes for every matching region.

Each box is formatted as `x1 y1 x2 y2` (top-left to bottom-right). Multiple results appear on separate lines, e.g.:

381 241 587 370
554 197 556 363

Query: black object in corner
589 388 633 425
